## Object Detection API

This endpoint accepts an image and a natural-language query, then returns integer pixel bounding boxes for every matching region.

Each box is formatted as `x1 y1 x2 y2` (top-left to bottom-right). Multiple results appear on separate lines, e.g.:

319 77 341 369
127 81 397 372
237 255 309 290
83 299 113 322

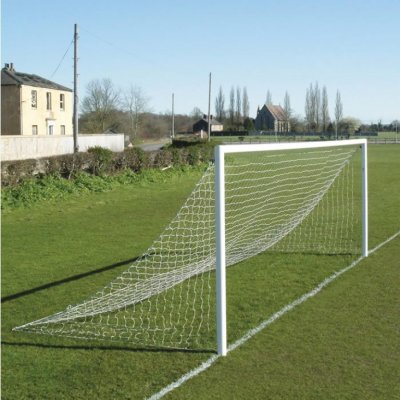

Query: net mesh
14 144 361 350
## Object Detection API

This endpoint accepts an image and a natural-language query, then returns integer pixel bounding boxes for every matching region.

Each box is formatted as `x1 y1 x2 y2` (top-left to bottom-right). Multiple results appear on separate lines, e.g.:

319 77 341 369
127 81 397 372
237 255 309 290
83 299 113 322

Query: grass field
2 145 399 399
211 131 400 144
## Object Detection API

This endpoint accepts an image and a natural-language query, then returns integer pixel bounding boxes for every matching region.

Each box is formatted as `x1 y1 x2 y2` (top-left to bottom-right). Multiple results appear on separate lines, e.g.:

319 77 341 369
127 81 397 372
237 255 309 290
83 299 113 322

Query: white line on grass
147 231 400 400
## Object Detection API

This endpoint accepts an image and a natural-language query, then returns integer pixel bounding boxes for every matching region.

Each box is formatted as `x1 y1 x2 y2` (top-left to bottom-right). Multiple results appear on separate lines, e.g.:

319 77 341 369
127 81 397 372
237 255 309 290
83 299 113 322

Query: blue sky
2 0 399 123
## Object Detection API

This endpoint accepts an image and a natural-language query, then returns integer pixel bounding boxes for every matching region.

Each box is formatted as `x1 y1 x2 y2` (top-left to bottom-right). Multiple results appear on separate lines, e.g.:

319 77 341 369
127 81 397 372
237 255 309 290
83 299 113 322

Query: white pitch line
147 230 400 400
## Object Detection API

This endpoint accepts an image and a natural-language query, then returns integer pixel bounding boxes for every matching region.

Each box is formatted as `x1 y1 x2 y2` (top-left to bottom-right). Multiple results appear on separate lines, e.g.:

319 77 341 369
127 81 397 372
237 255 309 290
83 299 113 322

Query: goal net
14 140 367 352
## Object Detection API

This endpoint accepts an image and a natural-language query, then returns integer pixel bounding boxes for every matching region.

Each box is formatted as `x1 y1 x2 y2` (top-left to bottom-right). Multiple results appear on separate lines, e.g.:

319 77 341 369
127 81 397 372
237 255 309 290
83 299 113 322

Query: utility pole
171 93 175 140
207 72 212 142
73 23 79 153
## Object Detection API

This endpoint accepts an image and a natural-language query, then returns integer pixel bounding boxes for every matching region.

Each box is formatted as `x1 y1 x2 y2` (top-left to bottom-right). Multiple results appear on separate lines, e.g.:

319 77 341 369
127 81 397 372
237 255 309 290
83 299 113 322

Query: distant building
1 63 73 136
193 115 223 137
254 104 289 133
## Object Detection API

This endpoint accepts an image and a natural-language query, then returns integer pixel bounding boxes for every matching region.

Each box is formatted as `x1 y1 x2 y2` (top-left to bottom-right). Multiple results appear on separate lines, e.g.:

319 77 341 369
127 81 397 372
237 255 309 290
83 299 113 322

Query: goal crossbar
214 139 368 356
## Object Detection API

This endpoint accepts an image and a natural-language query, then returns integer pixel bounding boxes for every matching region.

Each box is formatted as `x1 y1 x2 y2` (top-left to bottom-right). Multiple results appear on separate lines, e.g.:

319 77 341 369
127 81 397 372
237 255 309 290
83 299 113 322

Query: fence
0 134 125 161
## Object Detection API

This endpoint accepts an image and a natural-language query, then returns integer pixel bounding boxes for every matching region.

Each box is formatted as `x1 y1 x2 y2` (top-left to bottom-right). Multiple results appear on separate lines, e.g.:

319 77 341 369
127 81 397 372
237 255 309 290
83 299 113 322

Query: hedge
1 144 215 187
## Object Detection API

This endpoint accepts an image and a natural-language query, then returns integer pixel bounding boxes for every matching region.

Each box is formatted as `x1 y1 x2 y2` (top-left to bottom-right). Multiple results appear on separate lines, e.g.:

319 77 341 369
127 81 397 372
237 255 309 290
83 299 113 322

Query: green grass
211 131 400 143
2 145 399 399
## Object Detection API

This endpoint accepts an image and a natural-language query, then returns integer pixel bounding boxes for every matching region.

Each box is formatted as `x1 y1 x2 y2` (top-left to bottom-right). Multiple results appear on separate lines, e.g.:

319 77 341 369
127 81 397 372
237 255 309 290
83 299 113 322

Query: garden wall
1 134 125 161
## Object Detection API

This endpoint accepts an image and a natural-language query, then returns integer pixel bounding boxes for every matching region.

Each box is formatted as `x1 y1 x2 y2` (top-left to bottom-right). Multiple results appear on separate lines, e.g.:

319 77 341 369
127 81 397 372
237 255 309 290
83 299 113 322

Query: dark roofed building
193 115 223 137
1 63 73 136
254 104 289 133
1 63 72 92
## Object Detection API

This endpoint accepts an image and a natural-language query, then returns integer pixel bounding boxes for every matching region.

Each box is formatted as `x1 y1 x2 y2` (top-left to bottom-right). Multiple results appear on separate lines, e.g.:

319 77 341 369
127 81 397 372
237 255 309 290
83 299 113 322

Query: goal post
14 138 367 354
214 139 368 356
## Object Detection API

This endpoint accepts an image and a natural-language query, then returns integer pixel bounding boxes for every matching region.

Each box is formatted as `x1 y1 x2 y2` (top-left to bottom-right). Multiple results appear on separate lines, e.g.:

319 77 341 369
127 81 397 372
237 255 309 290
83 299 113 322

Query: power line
79 25 163 68
50 38 74 78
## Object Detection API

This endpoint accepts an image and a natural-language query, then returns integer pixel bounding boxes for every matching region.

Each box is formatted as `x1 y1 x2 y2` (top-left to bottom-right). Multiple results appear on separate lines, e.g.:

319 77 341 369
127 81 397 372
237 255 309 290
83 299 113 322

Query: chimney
4 63 15 71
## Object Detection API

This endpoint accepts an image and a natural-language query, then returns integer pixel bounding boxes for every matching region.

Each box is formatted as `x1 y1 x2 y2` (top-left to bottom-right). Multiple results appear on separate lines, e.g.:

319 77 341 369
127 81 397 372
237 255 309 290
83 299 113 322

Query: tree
266 90 272 105
190 107 203 120
242 87 250 120
335 90 343 139
81 78 121 132
235 86 242 126
304 84 314 131
283 91 291 133
215 86 225 122
340 117 361 137
304 82 322 132
321 86 330 134
123 85 149 140
314 82 321 132
229 87 235 126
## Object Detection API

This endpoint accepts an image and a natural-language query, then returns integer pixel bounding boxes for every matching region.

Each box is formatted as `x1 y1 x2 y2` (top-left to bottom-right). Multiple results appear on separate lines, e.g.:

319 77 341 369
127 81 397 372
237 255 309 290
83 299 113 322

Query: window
60 125 66 135
31 90 37 109
32 125 38 135
46 92 52 110
48 125 54 135
60 93 65 110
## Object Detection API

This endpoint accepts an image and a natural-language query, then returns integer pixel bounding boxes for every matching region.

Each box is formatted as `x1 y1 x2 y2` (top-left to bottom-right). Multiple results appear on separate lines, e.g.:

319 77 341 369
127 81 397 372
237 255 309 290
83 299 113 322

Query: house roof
1 65 72 92
265 104 286 121
196 116 223 126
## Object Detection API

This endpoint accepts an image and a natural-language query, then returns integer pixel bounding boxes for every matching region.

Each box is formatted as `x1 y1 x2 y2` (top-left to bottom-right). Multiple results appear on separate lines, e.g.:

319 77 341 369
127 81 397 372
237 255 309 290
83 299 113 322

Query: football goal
214 139 368 355
14 139 368 356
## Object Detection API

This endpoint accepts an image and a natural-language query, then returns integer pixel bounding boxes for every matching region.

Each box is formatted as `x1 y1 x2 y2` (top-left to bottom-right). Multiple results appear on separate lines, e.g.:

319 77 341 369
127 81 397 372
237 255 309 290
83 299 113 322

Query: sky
2 0 399 123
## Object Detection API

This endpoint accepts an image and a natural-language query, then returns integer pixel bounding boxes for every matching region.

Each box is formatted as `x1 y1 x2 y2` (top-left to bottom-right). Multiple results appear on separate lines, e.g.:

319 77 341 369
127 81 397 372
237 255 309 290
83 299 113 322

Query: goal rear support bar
214 139 368 356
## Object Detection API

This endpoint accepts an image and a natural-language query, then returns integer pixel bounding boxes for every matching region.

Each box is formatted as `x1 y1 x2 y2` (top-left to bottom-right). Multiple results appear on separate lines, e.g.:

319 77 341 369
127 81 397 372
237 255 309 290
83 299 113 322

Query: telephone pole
207 72 212 142
73 23 79 153
172 93 175 140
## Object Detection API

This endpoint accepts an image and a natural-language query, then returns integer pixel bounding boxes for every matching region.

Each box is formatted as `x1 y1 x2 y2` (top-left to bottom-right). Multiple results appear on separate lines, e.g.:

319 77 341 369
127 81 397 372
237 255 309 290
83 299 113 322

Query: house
193 115 223 137
254 104 289 133
1 63 73 136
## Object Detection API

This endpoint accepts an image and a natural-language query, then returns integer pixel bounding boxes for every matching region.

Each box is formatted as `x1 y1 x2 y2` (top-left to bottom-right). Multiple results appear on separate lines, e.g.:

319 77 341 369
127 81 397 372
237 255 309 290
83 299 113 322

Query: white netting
14 144 361 349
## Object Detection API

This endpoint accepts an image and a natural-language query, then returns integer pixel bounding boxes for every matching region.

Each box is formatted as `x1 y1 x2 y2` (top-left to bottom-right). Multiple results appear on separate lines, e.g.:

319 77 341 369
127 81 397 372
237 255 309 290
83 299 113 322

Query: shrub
171 137 208 148
187 146 201 165
1 159 39 186
153 149 173 168
45 153 89 179
87 146 113 175
122 147 149 172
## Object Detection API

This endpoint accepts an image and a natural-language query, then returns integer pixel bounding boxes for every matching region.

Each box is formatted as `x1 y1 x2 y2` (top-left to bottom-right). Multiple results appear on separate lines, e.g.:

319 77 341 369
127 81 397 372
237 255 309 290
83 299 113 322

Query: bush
45 153 89 179
87 146 114 175
171 137 208 148
1 143 214 188
1 159 39 186
153 149 173 168
121 147 149 172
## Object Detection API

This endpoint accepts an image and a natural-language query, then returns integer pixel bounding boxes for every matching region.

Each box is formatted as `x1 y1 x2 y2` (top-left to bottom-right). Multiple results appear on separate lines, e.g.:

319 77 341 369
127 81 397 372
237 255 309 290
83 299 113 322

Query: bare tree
335 90 343 139
235 86 242 126
81 78 120 132
229 87 235 126
215 86 225 122
321 86 330 134
283 91 291 132
305 84 314 131
265 90 272 105
190 107 203 120
314 82 321 132
242 87 250 120
123 85 149 140
304 82 322 132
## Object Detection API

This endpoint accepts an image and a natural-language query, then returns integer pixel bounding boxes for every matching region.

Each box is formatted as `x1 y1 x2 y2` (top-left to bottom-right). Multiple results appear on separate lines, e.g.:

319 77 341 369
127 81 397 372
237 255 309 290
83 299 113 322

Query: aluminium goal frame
214 139 368 356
